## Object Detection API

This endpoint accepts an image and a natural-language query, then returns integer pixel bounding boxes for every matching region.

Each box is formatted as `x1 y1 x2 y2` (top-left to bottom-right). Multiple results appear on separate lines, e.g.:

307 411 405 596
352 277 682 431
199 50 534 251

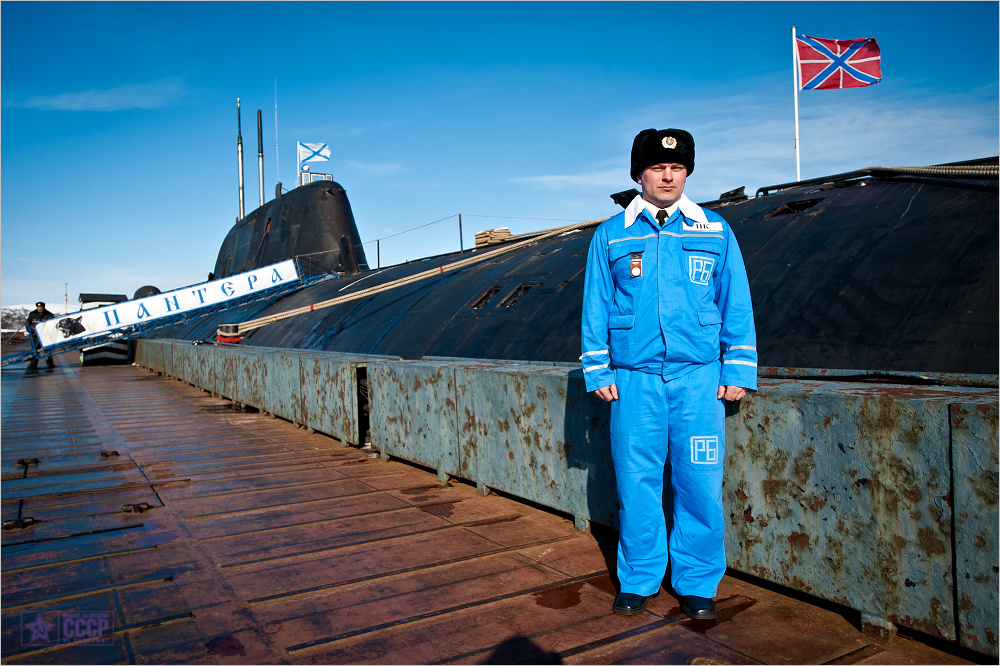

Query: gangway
2 258 334 367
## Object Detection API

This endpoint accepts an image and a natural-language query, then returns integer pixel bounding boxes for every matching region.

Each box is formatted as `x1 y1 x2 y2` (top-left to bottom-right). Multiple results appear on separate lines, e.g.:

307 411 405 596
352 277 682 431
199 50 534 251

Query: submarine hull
160 163 999 377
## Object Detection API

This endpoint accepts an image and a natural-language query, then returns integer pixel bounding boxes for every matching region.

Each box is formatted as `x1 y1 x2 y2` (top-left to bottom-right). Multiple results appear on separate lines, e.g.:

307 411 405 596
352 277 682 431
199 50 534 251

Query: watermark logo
690 435 720 464
21 611 114 647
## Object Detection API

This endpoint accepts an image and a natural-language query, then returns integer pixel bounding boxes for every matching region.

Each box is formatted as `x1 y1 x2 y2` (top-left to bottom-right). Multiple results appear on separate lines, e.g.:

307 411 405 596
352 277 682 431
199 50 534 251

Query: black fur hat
630 128 695 181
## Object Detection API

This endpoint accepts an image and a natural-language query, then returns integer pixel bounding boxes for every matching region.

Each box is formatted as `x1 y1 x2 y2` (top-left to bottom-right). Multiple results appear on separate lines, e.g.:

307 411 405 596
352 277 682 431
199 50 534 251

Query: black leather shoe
613 592 648 616
680 595 717 620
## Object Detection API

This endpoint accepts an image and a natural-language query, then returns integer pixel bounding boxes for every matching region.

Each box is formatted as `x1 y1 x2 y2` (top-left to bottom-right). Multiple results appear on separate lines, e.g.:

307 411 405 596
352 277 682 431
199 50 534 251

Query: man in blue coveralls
581 128 757 619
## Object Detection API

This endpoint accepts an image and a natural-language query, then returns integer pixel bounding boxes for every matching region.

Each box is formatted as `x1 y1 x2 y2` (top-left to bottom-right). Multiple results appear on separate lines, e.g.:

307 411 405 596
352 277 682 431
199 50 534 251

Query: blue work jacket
581 194 758 392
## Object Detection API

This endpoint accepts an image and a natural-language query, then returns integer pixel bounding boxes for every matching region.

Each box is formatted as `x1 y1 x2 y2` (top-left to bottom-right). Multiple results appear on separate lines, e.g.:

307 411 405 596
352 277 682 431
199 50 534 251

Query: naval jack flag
790 28 882 182
297 142 331 165
297 141 331 186
796 34 882 90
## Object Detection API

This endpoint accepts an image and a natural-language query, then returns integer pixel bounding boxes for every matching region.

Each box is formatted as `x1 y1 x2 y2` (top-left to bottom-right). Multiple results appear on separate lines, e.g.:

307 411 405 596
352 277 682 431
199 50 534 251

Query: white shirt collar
623 192 708 228
642 198 680 221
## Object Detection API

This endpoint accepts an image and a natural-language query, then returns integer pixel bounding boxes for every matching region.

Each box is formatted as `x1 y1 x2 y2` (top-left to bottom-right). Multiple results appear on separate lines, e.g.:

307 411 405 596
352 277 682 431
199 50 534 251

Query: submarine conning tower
213 179 369 280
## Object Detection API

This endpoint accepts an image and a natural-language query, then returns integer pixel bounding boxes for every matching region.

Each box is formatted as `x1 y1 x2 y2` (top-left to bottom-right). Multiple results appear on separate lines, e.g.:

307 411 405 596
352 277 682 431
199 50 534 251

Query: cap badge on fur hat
662 136 677 149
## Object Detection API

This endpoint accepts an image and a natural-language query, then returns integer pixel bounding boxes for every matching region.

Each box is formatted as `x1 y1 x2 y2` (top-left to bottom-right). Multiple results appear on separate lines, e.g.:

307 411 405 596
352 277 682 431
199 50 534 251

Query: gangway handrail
1 270 335 367
756 162 999 197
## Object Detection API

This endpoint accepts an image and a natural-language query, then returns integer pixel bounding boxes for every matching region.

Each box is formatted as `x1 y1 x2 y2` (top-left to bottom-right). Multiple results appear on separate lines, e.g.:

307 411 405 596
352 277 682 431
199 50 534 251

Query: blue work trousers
610 361 726 598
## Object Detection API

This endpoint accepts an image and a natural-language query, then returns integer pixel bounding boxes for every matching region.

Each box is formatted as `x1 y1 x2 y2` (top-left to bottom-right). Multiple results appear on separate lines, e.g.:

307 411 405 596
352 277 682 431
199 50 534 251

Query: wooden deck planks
0 360 975 665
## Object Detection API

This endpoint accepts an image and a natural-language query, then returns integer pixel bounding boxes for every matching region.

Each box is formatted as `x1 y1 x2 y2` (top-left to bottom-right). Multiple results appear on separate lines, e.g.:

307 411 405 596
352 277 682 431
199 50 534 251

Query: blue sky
2 1 997 309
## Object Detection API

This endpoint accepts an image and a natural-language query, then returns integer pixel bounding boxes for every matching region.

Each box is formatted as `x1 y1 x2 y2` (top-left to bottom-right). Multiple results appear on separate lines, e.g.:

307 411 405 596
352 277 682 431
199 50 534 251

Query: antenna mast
237 98 245 219
257 109 265 206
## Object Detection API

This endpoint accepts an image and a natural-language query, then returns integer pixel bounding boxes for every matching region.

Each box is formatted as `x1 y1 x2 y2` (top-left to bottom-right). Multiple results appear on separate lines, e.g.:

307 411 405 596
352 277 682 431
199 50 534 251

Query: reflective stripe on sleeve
723 360 757 367
725 345 757 352
583 364 610 373
580 350 610 359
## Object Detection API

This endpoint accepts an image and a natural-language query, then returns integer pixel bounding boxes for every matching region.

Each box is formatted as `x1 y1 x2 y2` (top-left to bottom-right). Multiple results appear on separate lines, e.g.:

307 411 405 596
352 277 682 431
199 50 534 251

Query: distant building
79 293 127 311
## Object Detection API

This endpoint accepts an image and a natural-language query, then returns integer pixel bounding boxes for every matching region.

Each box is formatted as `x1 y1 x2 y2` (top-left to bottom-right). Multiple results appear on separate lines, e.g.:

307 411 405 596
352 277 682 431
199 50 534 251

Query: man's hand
592 384 619 402
717 385 748 401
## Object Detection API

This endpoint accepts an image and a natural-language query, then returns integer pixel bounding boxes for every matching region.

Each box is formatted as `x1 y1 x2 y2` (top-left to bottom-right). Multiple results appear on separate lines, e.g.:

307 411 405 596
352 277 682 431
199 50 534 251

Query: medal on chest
630 253 642 277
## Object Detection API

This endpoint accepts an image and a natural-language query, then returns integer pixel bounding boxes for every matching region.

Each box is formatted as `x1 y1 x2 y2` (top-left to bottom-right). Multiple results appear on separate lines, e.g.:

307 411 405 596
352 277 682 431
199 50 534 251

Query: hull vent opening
764 198 826 218
498 282 536 308
470 285 503 310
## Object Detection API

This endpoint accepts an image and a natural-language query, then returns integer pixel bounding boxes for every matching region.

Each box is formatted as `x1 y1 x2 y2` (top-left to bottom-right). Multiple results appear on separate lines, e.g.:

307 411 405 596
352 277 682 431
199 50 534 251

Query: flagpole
792 26 801 182
274 78 280 194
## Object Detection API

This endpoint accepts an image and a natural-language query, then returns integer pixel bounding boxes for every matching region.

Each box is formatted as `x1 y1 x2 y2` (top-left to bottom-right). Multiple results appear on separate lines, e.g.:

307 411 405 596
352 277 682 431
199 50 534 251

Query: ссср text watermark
21 610 115 647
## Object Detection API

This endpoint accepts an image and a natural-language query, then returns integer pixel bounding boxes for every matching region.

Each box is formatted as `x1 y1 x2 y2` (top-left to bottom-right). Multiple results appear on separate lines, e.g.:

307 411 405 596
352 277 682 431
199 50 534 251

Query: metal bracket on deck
860 612 898 641
2 517 37 530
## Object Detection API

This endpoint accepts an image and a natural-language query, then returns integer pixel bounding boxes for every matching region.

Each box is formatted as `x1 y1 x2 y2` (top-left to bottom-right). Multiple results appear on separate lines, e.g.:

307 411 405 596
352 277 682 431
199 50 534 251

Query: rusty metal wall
299 352 366 445
368 359 615 523
134 340 998 657
369 360 464 478
951 400 999 654
135 339 396 447
453 361 615 528
726 381 957 642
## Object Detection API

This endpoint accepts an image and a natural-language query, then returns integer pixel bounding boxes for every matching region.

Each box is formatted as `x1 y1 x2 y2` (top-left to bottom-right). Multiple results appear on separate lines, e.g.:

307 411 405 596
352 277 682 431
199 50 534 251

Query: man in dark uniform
25 302 56 368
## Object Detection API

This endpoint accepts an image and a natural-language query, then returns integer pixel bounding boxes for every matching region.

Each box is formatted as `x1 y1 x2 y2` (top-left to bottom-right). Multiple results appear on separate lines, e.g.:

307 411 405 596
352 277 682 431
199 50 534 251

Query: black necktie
656 209 668 226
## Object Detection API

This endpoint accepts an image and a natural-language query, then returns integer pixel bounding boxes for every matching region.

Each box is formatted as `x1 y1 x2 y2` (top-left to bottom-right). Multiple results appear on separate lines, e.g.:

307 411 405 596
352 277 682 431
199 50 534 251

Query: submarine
155 158 998 378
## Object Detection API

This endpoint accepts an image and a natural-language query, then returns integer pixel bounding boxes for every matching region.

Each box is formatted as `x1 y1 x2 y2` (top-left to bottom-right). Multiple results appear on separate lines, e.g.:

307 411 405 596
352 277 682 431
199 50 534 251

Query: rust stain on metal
523 402 537 419
918 527 947 555
972 471 999 506
792 446 815 485
788 531 810 548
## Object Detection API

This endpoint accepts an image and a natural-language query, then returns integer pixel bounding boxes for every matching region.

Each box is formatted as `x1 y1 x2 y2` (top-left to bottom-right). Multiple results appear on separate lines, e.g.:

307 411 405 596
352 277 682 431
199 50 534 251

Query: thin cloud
344 160 406 176
10 77 189 111
511 169 623 192
328 122 394 139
